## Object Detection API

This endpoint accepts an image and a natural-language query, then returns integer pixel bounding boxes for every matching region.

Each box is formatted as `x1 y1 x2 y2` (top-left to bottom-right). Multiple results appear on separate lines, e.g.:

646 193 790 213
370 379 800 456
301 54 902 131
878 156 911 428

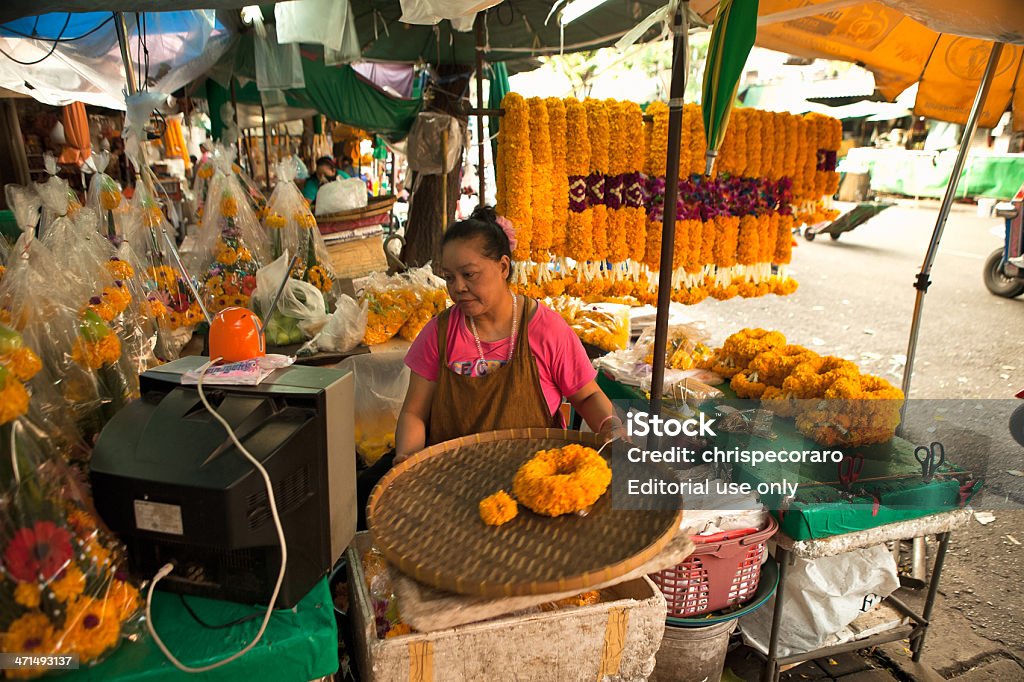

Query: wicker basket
367 428 682 598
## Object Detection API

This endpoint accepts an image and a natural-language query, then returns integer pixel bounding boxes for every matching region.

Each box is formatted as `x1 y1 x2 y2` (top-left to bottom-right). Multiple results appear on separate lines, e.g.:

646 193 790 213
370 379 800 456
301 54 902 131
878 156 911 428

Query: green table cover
843 148 1024 200
64 578 338 682
596 371 975 540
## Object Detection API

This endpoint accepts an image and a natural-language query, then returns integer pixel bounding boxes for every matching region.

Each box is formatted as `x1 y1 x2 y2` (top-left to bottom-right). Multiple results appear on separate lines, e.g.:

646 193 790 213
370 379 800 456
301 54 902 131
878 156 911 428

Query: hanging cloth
57 102 91 167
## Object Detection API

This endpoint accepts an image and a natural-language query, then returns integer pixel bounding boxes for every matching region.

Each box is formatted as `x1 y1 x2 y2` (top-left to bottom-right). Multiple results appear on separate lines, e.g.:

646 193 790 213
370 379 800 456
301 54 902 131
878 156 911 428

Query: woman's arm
567 380 625 441
394 373 437 464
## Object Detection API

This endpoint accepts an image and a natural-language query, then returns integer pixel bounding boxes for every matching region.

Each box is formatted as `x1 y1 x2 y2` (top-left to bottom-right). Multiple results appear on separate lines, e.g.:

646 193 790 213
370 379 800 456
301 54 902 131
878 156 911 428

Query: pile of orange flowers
703 328 905 446
397 287 449 342
363 288 417 346
478 490 518 526
512 444 612 517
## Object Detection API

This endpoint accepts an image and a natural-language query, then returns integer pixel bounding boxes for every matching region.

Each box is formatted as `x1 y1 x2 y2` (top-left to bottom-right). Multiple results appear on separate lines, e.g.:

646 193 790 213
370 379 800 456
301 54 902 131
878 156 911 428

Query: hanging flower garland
685 104 705 177
585 99 610 264
622 101 648 265
564 98 594 263
528 97 554 260
606 100 630 264
644 102 669 269
498 93 533 263
546 98 569 258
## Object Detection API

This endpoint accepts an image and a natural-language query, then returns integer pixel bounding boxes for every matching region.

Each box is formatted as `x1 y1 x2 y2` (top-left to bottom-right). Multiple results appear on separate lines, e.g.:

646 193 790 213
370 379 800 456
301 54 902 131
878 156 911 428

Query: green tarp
63 578 338 681
845 148 1024 200
204 35 422 139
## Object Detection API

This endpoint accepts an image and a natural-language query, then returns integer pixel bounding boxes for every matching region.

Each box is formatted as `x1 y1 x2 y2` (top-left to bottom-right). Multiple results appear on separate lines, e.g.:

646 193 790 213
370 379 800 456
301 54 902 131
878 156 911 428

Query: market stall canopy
201 34 422 138
692 0 1024 131
0 10 232 109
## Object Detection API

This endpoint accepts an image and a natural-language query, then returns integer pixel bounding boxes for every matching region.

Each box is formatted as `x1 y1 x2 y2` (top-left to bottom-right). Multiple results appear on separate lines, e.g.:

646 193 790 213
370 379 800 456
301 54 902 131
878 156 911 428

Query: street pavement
695 200 1024 679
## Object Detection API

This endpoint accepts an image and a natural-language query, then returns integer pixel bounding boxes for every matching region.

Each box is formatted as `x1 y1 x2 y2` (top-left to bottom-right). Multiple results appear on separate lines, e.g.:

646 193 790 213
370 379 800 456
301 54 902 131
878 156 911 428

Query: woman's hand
394 374 436 465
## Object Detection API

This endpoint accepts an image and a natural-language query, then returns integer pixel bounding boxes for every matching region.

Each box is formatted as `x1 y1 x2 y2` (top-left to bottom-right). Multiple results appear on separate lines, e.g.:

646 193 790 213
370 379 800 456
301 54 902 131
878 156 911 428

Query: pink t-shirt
404 302 597 418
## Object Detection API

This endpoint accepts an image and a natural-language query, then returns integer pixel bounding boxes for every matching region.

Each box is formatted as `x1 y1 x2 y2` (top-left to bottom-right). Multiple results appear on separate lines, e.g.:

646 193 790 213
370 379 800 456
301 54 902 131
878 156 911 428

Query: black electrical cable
178 594 263 630
0 13 70 66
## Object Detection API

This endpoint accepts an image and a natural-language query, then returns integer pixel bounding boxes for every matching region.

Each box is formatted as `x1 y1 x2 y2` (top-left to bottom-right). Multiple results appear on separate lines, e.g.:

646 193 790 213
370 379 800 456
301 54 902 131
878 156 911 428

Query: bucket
649 620 737 682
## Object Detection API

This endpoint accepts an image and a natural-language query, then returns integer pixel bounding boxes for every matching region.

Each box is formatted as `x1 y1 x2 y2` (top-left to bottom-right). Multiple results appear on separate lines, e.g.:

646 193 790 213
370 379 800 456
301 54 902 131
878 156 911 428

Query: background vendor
301 155 337 204
395 206 625 463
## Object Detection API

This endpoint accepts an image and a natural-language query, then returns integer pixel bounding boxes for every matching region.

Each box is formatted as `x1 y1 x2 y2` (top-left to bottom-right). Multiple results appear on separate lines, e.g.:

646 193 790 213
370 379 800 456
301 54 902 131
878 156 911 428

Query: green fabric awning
487 62 510 163
203 34 423 139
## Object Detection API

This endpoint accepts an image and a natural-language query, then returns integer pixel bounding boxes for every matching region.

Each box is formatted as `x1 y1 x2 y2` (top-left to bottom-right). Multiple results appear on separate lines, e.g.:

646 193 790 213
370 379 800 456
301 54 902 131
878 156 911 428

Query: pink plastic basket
651 515 778 619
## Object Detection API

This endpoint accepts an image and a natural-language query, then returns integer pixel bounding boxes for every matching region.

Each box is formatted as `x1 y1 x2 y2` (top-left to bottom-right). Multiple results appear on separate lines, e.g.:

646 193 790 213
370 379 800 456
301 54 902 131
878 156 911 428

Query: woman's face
440 237 510 318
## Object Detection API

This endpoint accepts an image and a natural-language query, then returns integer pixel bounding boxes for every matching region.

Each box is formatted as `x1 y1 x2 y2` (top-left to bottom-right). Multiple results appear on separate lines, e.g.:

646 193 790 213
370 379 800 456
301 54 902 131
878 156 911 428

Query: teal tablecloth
842 148 1024 200
64 578 338 682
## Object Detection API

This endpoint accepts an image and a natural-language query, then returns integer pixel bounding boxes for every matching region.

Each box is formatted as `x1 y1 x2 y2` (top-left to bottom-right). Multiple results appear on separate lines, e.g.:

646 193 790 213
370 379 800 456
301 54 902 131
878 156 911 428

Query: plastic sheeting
254 25 304 91
0 11 233 110
276 0 360 61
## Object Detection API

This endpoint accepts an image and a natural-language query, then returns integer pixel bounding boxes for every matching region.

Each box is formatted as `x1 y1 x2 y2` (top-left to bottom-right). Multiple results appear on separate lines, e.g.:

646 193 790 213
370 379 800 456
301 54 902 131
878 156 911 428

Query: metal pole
113 13 138 95
911 531 952 661
475 14 487 204
260 99 271 193
900 42 1004 406
649 2 689 417
229 78 244 168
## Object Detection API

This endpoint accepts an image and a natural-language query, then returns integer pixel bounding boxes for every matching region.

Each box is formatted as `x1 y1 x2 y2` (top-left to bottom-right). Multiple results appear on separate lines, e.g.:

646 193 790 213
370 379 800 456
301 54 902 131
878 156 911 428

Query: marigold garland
499 93 533 262
479 490 519 526
586 99 611 262
72 333 121 370
0 375 30 424
512 444 612 517
528 97 554 259
546 98 570 257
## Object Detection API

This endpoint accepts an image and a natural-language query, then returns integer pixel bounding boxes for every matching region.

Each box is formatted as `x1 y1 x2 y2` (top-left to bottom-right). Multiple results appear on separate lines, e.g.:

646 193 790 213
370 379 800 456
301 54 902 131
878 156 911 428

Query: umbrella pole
260 99 271 193
475 14 487 204
649 2 689 418
113 13 138 96
900 42 1004 410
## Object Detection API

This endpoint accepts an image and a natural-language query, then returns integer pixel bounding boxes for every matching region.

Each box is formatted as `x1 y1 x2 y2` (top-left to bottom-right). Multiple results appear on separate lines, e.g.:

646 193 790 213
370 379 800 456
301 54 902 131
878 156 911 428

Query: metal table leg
911 531 951 661
763 548 792 682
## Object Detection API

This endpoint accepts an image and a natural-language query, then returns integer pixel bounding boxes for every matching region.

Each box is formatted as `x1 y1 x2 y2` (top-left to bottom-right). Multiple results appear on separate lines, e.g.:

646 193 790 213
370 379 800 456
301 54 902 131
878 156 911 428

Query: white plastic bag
739 545 899 657
398 0 501 30
254 252 328 345
299 293 367 355
315 178 368 216
336 351 410 465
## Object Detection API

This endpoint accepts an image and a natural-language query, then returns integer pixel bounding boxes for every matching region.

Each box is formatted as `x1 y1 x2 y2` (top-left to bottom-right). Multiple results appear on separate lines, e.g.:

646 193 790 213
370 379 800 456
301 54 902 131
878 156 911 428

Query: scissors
838 455 864 490
915 442 946 483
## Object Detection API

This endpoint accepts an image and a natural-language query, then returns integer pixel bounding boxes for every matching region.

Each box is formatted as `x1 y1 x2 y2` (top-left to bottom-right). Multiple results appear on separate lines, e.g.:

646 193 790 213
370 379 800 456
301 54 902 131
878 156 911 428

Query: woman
395 206 625 463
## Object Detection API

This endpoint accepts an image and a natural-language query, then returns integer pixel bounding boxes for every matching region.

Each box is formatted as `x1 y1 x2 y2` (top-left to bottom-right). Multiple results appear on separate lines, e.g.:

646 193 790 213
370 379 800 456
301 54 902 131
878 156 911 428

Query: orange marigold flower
512 444 611 517
478 490 518 526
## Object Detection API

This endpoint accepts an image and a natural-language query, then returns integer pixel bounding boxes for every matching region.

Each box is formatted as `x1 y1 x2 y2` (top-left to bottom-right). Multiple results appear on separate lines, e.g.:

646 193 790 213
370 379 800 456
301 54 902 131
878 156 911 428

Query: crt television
90 356 356 608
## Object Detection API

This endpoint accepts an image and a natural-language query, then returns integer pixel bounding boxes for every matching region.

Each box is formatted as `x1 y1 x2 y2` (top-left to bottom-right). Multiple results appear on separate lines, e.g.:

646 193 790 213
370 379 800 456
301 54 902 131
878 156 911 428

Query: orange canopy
693 0 1024 131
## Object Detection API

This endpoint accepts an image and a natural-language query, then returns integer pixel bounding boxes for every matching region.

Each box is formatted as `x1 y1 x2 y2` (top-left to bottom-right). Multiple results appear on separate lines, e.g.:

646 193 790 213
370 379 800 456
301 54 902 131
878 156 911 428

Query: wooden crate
347 533 667 682
325 234 388 280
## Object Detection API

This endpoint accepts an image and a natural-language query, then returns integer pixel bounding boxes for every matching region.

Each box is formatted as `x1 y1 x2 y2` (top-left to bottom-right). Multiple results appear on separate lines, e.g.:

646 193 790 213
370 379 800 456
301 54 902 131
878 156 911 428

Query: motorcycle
1012 389 1024 448
985 182 1024 298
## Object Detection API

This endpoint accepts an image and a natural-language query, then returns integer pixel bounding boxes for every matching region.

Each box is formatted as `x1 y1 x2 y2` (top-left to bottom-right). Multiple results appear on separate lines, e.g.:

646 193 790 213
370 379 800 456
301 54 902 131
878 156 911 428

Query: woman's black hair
441 205 513 280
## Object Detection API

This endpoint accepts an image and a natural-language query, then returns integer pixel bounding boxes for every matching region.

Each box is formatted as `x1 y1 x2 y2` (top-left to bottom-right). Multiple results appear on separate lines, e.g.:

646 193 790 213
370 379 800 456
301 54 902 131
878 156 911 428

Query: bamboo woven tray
367 428 683 598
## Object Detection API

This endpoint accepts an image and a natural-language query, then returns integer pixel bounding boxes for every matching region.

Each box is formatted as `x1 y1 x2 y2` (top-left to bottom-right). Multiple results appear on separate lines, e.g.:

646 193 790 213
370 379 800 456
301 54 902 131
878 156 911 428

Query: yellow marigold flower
72 334 121 370
385 623 413 638
0 378 29 424
84 536 111 568
216 247 238 266
265 212 287 229
3 612 57 664
512 444 612 517
99 189 121 212
50 565 86 602
102 283 132 315
147 298 168 320
221 195 239 218
105 259 135 280
198 164 214 180
142 205 164 228
14 582 41 608
2 347 42 382
478 490 518 526
62 595 122 663
237 247 253 263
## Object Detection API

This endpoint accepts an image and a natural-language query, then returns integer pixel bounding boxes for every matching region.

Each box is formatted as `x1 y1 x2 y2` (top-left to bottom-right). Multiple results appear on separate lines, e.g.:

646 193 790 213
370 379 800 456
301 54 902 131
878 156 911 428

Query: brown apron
427 297 557 445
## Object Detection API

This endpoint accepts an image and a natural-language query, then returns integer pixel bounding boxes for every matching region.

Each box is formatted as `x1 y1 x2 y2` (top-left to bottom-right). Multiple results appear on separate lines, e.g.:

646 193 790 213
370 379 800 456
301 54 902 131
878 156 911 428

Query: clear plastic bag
0 334 142 675
253 252 327 346
547 297 630 352
298 293 367 356
264 157 335 299
85 151 128 242
397 264 449 341
634 322 713 369
337 351 410 466
193 168 269 314
360 272 417 346
315 177 368 216
407 113 463 175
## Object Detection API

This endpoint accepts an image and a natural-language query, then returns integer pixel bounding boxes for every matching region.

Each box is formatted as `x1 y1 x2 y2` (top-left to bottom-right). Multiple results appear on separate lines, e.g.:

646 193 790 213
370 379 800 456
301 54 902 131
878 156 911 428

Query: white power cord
145 358 288 673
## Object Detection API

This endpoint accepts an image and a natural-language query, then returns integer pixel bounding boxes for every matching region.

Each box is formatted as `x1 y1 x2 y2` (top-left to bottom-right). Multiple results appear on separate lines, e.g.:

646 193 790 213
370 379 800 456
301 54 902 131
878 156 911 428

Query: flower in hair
496 215 517 254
